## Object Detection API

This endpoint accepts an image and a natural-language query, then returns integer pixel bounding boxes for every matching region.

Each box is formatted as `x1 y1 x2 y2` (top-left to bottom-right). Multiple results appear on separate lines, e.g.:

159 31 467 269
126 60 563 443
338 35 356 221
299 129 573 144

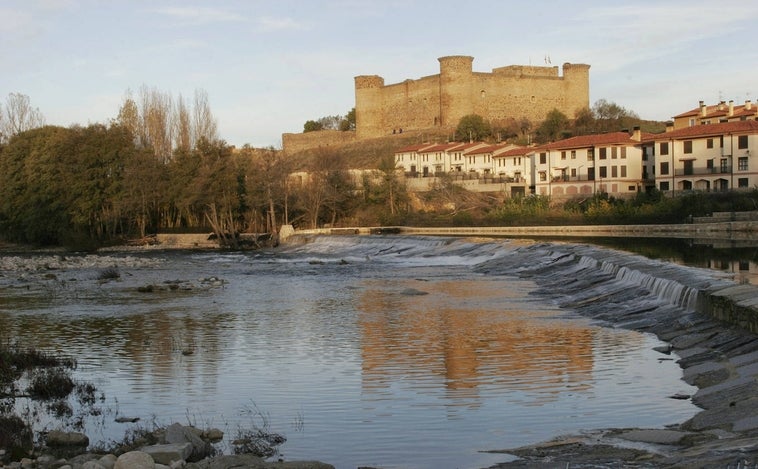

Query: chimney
718 100 725 111
747 100 753 111
631 126 641 141
665 121 674 133
700 100 707 117
729 100 734 117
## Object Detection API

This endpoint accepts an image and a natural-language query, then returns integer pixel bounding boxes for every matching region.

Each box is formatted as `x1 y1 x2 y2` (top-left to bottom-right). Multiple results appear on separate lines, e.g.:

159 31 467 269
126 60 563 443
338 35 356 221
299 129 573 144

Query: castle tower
438 56 474 128
561 63 591 115
354 75 385 139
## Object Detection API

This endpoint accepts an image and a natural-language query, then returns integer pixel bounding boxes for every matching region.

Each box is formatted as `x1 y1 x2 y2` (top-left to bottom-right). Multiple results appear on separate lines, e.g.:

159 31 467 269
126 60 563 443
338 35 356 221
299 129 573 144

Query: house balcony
674 166 732 177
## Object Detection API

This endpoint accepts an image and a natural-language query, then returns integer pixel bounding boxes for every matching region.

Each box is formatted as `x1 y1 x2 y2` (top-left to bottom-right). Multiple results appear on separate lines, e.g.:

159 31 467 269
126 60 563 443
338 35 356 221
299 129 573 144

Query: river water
0 235 721 469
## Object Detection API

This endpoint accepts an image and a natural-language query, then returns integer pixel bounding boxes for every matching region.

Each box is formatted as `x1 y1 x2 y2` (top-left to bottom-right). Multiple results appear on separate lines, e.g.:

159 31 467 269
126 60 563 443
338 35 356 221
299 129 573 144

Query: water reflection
357 278 600 409
0 246 698 469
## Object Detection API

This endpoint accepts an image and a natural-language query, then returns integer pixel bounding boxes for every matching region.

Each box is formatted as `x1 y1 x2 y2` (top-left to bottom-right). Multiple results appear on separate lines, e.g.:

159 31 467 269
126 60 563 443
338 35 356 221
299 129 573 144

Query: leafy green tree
534 108 570 143
303 120 323 132
340 108 356 131
455 114 491 141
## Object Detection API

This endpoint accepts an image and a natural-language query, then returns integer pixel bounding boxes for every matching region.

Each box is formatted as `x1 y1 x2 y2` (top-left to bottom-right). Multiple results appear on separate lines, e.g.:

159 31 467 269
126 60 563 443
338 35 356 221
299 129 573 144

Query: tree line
454 99 662 143
0 93 402 249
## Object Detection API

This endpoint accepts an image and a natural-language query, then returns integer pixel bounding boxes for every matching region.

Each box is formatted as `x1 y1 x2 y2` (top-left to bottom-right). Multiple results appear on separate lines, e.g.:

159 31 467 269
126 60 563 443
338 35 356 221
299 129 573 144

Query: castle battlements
354 55 590 140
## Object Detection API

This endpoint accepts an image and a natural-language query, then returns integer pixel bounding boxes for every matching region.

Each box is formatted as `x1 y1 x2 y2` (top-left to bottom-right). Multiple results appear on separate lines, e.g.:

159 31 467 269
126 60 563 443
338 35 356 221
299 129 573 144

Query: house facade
644 120 758 193
673 100 758 129
532 129 649 198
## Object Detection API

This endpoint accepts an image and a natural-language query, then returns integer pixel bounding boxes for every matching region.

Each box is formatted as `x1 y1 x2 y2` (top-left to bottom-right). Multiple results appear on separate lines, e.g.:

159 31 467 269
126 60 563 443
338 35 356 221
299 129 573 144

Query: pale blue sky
2 0 757 148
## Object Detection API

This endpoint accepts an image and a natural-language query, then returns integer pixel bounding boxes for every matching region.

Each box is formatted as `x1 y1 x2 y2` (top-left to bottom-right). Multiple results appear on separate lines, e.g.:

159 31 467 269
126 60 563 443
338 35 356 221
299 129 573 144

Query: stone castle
355 55 590 139
281 55 590 153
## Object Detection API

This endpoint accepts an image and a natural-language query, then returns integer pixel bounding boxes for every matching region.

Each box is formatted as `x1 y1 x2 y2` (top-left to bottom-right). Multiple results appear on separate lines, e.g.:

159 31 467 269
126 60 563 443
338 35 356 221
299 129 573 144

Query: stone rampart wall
282 130 357 154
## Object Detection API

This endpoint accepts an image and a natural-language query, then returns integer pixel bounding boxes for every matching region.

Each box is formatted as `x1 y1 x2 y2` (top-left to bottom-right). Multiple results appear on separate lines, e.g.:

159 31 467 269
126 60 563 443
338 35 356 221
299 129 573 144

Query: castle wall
282 129 357 155
354 56 590 140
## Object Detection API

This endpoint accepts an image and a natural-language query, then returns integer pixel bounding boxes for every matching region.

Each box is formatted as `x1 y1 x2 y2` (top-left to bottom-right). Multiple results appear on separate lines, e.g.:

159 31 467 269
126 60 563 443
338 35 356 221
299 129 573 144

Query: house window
620 147 627 159
738 135 749 149
611 166 618 177
611 147 618 159
739 178 749 188
684 140 693 154
739 157 748 171
539 171 546 181
660 162 669 175
721 158 729 173
621 166 627 177
660 142 669 155
720 136 724 148
571 168 577 177
707 159 714 171
599 148 607 159
587 149 594 160
539 153 547 164
561 151 566 160
571 150 576 159
599 166 607 178
707 138 714 149
660 181 670 191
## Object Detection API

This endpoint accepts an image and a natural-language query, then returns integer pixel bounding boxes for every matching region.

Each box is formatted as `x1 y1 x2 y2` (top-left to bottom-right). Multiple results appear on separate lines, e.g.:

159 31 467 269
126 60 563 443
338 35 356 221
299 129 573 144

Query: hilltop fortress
282 55 590 153
356 55 590 139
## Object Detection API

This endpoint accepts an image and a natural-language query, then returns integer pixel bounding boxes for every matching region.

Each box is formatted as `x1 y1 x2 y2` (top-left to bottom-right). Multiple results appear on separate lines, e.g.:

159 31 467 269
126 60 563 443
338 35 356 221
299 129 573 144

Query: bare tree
0 93 45 142
116 90 140 142
174 94 192 154
193 89 218 145
140 86 174 163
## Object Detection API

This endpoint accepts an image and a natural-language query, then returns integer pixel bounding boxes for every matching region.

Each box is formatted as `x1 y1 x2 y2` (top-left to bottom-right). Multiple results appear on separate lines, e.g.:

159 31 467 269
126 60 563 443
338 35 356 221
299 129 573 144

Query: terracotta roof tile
537 132 641 151
643 120 758 141
394 143 435 153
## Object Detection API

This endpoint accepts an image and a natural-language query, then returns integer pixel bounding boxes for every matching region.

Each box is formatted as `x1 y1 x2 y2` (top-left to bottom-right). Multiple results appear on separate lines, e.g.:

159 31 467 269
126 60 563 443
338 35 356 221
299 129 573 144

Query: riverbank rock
164 423 212 462
46 430 89 447
142 443 193 465
114 451 155 469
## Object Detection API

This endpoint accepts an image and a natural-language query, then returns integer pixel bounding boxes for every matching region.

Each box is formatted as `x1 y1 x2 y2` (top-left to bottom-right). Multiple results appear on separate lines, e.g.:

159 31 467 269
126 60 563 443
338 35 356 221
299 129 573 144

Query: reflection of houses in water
700 259 758 286
356 279 597 407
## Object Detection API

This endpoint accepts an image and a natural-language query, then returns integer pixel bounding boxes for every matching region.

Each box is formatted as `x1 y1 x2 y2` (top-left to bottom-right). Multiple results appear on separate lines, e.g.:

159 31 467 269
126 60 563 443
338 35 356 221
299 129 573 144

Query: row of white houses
394 109 758 198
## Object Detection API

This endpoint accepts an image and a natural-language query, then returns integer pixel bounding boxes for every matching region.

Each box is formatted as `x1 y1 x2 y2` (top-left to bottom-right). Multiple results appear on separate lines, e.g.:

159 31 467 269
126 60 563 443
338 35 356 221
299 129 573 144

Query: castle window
480 90 486 99
530 96 536 103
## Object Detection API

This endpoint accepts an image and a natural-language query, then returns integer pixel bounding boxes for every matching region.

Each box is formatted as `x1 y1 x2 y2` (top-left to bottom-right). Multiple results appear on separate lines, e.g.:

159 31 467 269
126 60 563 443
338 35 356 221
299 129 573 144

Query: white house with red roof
673 100 758 130
394 143 435 175
492 146 533 196
532 128 649 198
643 120 758 193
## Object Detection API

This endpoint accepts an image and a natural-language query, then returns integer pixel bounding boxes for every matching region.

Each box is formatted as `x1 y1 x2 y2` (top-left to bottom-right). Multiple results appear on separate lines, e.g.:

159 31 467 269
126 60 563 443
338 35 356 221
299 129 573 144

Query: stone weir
468 242 758 468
